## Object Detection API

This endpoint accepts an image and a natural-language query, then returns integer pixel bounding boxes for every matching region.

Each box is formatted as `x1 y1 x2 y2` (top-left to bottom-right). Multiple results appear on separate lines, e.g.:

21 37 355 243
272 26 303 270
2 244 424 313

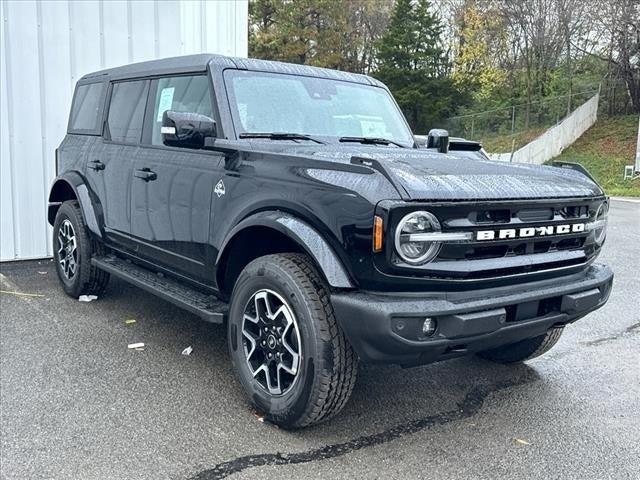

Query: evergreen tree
374 0 461 132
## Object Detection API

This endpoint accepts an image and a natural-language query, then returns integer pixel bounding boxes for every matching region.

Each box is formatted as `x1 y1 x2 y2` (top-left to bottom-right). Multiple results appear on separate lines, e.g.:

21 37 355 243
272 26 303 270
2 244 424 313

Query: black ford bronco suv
49 54 613 428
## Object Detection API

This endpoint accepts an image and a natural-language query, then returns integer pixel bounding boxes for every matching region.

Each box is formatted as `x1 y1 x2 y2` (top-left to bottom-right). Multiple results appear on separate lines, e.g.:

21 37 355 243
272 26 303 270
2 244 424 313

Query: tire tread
478 327 563 363
232 252 358 428
55 200 109 297
272 253 358 427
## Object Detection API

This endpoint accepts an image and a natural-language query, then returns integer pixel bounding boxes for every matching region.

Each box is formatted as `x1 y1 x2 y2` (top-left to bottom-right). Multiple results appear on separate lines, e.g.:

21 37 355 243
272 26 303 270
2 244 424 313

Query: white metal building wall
0 0 248 261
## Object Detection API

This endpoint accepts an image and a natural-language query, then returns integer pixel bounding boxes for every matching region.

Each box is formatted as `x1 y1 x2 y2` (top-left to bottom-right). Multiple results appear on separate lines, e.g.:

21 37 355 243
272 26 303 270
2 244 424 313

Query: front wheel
227 253 358 429
478 327 564 364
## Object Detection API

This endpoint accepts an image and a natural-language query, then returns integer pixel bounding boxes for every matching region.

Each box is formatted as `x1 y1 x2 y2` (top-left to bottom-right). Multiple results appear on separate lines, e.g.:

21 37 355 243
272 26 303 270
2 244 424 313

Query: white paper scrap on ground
78 295 98 302
128 343 145 349
182 346 193 356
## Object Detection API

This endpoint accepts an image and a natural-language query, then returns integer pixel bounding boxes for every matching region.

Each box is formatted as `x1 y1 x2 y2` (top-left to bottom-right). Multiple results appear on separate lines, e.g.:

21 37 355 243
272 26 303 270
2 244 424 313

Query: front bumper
331 264 613 366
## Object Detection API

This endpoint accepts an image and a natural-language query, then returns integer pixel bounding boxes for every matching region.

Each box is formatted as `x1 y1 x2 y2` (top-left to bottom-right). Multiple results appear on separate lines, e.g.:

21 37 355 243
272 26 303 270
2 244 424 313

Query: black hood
251 142 604 201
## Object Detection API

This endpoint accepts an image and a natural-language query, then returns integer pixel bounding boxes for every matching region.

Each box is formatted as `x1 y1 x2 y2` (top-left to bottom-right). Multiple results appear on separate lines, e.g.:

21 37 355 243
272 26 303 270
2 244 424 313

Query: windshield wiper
239 132 326 144
339 136 408 148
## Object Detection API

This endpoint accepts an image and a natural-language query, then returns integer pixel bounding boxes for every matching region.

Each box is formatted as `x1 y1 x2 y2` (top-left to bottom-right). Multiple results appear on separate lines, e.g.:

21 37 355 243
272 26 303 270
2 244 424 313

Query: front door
130 75 223 281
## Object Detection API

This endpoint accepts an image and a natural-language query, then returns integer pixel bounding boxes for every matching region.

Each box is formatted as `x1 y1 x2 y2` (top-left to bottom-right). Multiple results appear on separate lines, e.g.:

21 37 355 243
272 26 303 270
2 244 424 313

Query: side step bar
92 255 227 323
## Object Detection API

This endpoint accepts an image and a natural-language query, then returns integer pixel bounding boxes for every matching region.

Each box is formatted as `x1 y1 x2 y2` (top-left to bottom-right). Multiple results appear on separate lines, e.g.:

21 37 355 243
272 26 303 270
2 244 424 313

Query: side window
107 80 148 144
150 75 213 146
68 82 106 133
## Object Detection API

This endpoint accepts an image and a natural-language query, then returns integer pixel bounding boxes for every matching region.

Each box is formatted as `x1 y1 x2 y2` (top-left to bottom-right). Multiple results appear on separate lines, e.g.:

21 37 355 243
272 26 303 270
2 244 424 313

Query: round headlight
594 201 608 245
394 211 441 265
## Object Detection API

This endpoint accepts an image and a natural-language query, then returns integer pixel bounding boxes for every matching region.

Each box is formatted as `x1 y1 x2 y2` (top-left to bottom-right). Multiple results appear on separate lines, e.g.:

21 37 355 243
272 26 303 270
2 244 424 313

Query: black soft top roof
79 54 383 87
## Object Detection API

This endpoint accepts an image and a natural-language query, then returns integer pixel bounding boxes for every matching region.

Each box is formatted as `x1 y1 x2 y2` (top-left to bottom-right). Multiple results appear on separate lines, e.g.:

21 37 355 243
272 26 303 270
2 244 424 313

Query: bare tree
498 0 568 126
580 0 640 113
556 0 591 114
341 0 394 74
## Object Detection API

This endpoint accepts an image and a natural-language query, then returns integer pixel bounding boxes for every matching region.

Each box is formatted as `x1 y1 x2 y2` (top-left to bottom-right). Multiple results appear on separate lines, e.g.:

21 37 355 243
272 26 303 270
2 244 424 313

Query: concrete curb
611 197 640 204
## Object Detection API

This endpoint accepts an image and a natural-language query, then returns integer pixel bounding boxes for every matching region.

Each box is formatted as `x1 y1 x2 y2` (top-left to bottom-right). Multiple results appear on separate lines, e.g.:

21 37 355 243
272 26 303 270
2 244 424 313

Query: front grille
439 235 587 260
384 197 605 282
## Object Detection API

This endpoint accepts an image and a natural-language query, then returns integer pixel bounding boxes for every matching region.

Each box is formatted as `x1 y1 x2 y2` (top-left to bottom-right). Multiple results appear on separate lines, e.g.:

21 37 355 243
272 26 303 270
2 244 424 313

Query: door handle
88 159 105 171
134 168 157 182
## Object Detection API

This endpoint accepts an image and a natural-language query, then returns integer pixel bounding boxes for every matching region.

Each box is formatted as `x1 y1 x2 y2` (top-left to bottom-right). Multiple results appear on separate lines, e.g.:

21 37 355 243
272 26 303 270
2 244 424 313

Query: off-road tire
53 200 109 298
228 253 358 429
478 327 564 363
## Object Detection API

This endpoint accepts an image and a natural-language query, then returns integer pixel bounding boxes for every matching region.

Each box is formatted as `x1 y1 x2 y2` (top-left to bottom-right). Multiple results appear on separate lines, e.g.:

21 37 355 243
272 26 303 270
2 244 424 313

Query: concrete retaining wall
490 92 599 164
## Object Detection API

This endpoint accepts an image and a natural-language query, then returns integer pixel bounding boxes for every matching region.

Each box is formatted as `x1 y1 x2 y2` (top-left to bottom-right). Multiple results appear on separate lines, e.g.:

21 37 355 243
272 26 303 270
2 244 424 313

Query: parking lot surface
1 200 638 480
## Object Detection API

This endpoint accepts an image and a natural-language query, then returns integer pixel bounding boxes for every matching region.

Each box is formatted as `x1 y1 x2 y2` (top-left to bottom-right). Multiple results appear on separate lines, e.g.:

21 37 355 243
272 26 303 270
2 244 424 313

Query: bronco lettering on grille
476 223 585 241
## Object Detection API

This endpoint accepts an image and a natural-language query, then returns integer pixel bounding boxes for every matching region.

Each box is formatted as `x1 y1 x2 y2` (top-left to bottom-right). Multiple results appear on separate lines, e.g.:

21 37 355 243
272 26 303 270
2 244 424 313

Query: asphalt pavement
1 200 638 480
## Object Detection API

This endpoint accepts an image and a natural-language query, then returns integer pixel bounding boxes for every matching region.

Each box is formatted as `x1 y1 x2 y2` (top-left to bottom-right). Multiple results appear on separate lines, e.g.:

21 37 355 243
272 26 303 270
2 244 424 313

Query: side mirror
161 110 216 149
427 129 449 153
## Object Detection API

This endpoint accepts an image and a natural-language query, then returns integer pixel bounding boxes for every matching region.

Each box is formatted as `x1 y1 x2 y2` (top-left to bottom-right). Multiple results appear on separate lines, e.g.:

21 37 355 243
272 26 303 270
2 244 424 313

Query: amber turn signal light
373 216 384 252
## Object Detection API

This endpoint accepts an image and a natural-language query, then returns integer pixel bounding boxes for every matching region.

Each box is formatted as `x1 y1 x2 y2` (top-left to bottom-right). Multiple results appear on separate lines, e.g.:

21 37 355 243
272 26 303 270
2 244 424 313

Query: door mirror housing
161 110 216 149
427 129 449 153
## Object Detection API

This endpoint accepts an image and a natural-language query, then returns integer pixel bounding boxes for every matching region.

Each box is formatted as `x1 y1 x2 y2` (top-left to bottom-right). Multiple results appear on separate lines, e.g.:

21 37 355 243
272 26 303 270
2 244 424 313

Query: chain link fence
599 78 638 118
444 78 637 154
444 89 599 153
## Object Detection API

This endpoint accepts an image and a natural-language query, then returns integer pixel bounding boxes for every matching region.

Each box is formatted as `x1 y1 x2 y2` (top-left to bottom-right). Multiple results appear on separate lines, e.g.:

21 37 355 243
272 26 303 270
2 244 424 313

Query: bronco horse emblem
214 179 226 198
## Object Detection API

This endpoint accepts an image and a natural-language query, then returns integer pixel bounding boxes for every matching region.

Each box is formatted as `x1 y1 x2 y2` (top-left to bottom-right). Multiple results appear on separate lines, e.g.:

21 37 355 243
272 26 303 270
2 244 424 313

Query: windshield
224 70 414 145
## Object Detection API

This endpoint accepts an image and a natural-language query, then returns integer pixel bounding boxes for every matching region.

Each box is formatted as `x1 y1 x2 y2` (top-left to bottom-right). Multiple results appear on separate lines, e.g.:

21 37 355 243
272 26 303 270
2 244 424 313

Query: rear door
130 74 224 281
89 79 149 250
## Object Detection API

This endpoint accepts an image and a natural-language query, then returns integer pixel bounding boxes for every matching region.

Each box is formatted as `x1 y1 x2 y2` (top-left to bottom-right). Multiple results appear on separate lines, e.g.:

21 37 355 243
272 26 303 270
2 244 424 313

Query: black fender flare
217 211 355 289
48 171 102 237
551 161 601 187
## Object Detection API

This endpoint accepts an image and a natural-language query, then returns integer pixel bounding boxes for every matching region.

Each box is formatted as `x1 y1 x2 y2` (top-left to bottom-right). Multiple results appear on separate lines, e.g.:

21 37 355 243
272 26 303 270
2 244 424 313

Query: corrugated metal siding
0 0 248 261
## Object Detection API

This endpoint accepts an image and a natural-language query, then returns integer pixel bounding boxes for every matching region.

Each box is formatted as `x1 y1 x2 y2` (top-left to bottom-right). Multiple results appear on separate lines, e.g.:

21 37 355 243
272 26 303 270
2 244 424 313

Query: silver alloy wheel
241 289 302 395
57 219 78 280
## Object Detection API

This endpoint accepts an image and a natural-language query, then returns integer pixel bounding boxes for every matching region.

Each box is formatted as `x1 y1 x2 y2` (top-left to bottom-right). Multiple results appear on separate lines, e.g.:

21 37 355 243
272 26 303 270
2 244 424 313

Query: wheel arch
48 172 102 238
216 211 355 296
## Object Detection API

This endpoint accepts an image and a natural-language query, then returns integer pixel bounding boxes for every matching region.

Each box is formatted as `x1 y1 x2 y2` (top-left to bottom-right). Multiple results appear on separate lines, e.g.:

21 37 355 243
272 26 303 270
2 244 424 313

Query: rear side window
149 75 213 146
68 82 106 134
106 80 149 144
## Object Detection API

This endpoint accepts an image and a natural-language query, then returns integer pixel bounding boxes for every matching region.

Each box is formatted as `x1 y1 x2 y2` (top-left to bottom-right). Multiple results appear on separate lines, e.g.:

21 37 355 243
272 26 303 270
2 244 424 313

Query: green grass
550 115 639 197
480 127 547 153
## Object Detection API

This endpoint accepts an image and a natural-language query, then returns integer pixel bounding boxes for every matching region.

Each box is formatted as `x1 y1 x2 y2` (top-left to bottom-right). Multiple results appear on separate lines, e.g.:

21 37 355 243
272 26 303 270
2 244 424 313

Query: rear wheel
228 253 358 429
478 327 564 363
53 200 109 298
